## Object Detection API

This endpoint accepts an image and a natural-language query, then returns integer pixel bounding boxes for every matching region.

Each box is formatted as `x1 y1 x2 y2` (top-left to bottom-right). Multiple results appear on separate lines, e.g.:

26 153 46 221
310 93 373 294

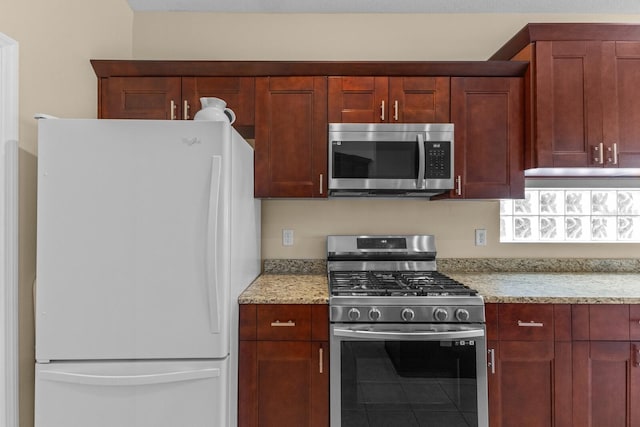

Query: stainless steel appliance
328 123 454 197
328 235 487 427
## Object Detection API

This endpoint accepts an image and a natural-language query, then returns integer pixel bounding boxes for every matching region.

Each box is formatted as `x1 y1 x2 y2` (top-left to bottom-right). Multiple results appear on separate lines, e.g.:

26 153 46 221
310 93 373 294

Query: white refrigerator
34 119 261 427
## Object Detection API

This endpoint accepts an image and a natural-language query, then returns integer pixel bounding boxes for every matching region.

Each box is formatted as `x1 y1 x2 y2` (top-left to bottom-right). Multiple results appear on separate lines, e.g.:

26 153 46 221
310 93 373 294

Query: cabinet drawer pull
170 100 177 120
270 320 296 327
488 348 495 374
319 347 324 374
518 320 544 327
593 143 604 165
183 100 190 120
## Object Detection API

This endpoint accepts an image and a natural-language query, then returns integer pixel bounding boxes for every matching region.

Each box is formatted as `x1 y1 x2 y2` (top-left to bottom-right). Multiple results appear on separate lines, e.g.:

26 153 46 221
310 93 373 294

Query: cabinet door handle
393 100 399 121
455 175 462 196
518 320 544 327
183 100 190 120
634 344 640 368
380 100 385 121
319 347 324 374
319 174 323 195
270 320 296 327
593 143 604 165
488 348 495 374
612 143 618 165
170 100 177 120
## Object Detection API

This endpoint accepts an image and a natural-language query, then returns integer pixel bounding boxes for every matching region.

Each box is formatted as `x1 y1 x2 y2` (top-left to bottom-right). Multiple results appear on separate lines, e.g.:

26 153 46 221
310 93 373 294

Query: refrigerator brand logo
181 137 202 146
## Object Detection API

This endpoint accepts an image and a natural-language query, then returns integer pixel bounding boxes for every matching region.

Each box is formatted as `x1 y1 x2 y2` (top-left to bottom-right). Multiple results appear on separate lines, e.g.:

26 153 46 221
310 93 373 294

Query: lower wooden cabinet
488 303 640 427
571 304 640 427
239 304 329 427
486 304 571 427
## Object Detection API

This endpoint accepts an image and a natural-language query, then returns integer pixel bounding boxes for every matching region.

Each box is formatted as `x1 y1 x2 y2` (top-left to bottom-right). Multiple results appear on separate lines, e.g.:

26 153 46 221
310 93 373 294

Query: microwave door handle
417 133 425 190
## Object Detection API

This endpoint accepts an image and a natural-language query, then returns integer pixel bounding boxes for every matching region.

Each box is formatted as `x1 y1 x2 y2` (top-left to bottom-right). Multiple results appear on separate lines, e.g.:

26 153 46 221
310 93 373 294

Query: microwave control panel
424 141 451 179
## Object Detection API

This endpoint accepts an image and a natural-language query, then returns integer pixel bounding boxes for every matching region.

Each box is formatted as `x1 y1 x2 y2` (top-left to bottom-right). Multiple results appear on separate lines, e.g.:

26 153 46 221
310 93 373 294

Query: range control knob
455 308 470 322
401 308 415 322
433 308 449 322
347 308 361 321
369 308 381 321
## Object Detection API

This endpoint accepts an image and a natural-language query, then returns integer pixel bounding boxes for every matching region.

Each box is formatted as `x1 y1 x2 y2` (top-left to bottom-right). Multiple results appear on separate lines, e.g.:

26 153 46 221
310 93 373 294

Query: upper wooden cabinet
254 77 328 198
328 76 450 123
95 74 255 137
98 76 255 122
491 23 640 169
449 77 525 199
92 60 526 199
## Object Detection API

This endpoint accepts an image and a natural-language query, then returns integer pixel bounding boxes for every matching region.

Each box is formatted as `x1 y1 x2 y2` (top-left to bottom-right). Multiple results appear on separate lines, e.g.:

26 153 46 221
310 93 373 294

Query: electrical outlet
475 229 487 246
282 229 294 246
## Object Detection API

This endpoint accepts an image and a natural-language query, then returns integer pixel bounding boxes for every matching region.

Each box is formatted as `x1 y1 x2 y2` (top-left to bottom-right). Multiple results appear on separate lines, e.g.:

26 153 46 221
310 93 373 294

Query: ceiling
127 0 640 14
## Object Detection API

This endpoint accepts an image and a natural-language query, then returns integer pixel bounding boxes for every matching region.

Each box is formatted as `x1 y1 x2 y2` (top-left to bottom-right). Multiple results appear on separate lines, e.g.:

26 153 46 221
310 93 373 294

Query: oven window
332 141 418 179
341 340 478 427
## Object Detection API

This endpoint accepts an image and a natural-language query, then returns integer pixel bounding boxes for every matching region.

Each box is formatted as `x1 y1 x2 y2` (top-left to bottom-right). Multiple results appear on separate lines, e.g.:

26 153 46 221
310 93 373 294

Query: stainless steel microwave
328 123 454 197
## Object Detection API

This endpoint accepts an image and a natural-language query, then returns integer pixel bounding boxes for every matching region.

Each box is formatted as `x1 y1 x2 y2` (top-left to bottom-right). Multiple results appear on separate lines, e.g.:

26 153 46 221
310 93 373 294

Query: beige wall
0 1 133 426
132 12 640 260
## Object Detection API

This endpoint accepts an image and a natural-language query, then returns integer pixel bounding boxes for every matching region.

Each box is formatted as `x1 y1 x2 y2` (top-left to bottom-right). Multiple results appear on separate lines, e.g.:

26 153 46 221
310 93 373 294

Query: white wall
132 12 640 259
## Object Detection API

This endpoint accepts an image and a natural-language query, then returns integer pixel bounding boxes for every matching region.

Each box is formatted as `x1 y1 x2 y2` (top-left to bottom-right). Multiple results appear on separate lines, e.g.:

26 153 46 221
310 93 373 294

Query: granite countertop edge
239 259 640 305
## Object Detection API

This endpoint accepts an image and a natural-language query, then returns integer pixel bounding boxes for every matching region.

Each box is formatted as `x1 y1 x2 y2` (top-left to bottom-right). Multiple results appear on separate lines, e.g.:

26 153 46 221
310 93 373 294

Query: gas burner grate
329 271 478 297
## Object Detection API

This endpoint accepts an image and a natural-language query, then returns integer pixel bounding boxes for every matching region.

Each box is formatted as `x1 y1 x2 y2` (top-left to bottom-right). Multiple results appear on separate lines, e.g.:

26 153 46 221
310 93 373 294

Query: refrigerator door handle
38 367 221 386
206 155 222 334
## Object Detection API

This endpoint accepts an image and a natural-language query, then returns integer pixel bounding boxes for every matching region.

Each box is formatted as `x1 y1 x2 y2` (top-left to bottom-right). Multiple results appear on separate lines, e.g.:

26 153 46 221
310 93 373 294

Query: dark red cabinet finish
239 304 329 427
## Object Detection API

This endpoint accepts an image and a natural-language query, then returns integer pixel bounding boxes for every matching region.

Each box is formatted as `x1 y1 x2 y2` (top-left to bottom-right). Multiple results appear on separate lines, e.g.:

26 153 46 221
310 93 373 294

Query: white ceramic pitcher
193 97 236 124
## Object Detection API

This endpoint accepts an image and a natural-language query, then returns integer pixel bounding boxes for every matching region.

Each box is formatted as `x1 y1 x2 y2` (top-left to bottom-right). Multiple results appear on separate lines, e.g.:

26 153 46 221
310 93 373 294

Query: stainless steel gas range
327 235 488 427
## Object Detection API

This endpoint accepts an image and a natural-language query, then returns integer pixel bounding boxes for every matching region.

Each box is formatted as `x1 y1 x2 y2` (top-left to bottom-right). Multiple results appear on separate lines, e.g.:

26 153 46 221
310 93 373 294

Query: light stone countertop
238 274 329 304
447 272 640 304
238 272 640 305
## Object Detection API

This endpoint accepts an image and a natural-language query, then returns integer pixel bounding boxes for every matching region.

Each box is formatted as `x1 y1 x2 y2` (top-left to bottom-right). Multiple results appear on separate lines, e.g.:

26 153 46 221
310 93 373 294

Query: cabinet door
534 41 603 167
100 77 182 120
573 341 640 427
388 77 450 122
239 341 328 427
602 41 640 167
450 77 524 199
328 76 388 123
182 77 255 126
255 77 328 198
488 340 568 427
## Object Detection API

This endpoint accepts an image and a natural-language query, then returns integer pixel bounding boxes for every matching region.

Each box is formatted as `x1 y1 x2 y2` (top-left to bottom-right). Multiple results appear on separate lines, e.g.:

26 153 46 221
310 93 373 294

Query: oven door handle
333 327 485 341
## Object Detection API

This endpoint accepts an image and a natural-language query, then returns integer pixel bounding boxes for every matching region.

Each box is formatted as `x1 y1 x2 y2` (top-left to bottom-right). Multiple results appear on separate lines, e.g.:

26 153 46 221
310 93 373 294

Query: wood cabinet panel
602 41 640 167
488 340 561 427
572 341 640 427
239 304 329 427
498 303 554 341
255 76 327 198
101 77 181 120
181 76 254 125
328 76 450 123
449 77 524 199
257 305 312 341
572 304 630 341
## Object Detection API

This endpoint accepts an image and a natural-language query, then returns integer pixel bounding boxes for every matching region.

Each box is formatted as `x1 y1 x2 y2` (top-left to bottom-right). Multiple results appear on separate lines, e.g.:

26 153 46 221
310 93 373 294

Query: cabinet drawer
572 304 630 341
498 304 554 341
257 305 312 341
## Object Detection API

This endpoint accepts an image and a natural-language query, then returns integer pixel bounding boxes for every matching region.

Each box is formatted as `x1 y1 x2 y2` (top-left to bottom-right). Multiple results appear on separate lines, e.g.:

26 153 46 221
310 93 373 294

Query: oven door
330 323 488 427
